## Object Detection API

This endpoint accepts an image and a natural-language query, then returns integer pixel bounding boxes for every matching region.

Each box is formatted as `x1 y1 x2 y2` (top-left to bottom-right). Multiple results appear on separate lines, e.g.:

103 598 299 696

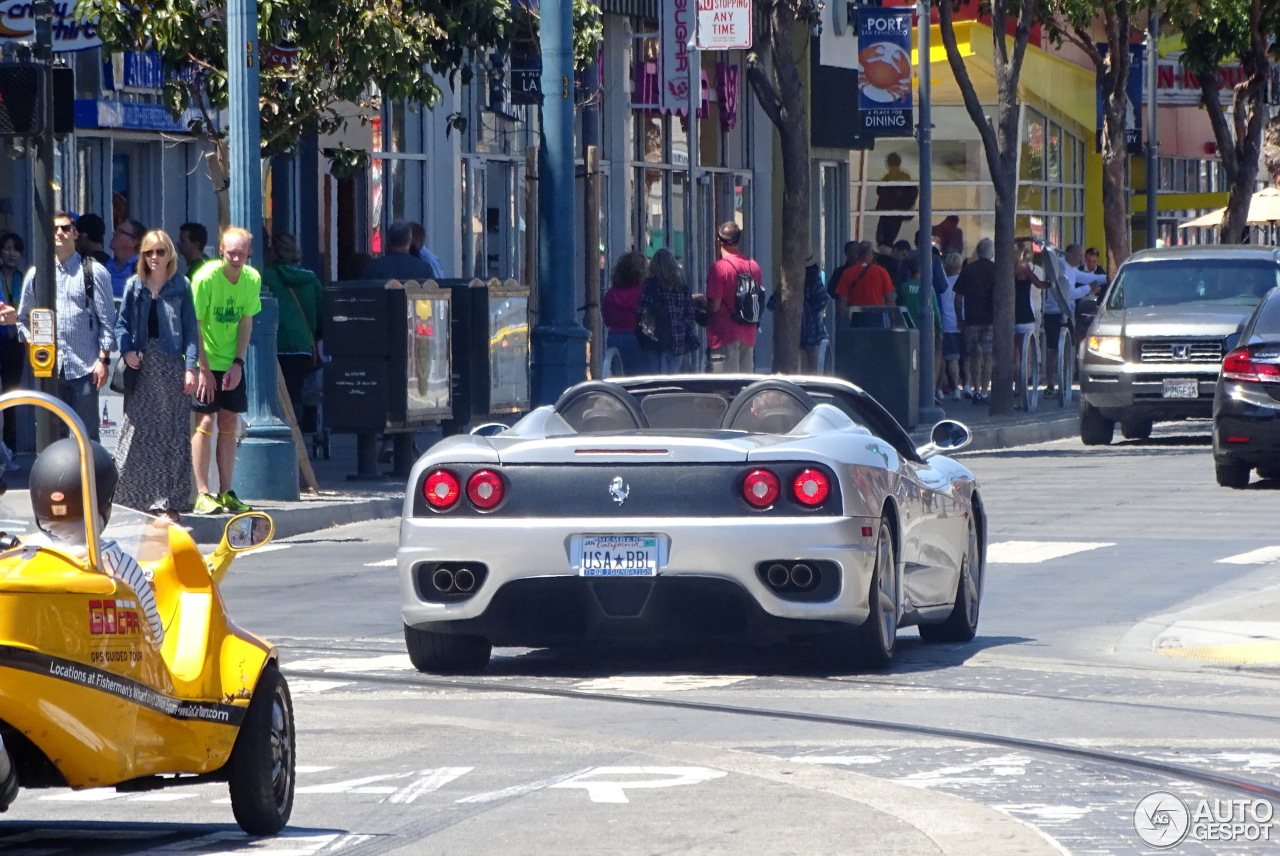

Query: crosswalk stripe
1215 546 1280 565
987 541 1114 564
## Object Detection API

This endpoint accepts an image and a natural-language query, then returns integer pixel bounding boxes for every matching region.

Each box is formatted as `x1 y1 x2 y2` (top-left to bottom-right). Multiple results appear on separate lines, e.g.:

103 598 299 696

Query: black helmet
29 438 118 528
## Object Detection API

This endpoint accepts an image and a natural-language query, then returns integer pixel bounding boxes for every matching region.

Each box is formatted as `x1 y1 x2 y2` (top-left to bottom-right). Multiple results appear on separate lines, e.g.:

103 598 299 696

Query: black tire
1215 456 1251 489
1257 467 1280 481
404 624 492 674
227 663 295 836
849 519 899 670
1120 419 1153 441
919 513 982 644
1080 402 1114 446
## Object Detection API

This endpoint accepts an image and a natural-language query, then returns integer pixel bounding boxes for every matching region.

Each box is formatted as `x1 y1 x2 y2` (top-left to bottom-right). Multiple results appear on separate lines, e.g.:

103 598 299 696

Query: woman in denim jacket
113 229 200 517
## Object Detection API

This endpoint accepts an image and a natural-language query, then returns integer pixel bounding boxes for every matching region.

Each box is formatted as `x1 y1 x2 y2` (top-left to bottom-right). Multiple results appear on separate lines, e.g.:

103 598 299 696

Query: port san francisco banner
857 8 914 138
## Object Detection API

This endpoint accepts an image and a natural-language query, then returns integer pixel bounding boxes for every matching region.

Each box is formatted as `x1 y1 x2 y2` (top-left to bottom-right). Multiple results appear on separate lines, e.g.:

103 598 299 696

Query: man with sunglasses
107 218 145 299
16 212 116 440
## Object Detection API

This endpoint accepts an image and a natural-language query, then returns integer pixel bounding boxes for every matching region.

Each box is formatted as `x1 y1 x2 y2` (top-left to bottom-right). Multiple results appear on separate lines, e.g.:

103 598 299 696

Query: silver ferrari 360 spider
398 375 986 673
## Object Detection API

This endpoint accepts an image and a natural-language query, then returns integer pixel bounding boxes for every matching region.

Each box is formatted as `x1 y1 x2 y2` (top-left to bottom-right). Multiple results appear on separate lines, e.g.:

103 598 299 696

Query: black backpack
727 257 764 326
635 278 672 352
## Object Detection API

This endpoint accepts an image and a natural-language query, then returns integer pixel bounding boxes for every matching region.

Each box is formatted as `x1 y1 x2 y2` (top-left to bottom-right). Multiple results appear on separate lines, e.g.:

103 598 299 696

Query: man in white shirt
1044 243 1107 397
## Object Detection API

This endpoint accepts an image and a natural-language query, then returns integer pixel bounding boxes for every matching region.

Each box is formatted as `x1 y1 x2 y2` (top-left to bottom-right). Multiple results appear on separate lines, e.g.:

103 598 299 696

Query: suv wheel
1215 456 1251 489
1120 419 1153 441
1080 402 1114 446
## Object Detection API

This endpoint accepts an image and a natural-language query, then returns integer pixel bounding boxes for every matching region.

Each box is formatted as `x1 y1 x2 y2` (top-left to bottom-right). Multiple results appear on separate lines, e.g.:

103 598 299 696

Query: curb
185 494 402 544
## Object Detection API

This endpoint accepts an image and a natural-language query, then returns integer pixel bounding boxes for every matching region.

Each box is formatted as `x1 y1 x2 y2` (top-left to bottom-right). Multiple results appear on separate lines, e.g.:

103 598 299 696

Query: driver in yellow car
27 437 164 643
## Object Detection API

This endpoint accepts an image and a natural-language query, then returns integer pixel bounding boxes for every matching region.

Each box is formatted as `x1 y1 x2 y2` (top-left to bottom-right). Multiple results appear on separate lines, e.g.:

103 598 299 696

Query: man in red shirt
700 221 763 374
834 242 896 322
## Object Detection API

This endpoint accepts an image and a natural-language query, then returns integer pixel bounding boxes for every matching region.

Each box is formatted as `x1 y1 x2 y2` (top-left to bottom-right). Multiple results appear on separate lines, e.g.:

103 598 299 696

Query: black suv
1213 285 1280 487
1079 246 1280 445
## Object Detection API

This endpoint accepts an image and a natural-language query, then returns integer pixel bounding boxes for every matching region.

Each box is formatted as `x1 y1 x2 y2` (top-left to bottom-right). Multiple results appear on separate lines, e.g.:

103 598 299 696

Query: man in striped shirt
17 212 117 441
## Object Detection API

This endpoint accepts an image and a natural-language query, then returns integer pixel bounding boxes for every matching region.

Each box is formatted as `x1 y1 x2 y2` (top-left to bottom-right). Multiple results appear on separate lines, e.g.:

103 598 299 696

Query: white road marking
236 543 293 557
1216 546 1280 564
296 765 334 774
295 772 415 794
576 675 747 692
364 558 397 567
289 679 352 695
287 654 411 672
129 792 197 801
387 768 474 803
986 541 1114 564
996 804 1095 824
894 754 1032 788
548 766 728 804
790 755 889 766
41 788 122 801
456 768 596 804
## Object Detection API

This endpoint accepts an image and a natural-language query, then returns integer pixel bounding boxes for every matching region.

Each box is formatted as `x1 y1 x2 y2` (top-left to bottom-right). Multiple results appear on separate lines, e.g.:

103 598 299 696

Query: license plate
1162 378 1199 399
573 535 658 577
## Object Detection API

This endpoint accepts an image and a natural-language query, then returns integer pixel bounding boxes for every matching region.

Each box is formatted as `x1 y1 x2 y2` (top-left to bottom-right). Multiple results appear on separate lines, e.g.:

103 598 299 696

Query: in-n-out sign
696 0 752 50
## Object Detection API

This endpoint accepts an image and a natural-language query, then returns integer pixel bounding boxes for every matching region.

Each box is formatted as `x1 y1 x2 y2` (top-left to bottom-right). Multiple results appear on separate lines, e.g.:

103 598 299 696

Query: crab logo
608 476 629 505
1133 791 1190 848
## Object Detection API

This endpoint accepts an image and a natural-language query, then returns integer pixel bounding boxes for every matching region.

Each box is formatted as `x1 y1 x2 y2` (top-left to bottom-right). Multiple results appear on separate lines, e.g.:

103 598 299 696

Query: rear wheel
1215 456 1251 489
227 663 295 836
848 520 899 670
1120 419 1153 441
405 624 492 674
1257 466 1280 481
919 513 982 644
1080 402 1114 446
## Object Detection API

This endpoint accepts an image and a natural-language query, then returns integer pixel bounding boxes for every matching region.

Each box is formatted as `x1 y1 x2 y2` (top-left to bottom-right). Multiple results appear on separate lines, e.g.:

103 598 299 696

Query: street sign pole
916 0 943 423
31 0 57 450
227 0 297 499
531 0 589 405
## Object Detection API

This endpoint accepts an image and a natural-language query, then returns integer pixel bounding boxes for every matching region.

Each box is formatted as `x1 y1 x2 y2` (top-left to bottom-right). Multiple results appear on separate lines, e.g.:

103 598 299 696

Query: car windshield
0 494 179 566
1106 259 1280 309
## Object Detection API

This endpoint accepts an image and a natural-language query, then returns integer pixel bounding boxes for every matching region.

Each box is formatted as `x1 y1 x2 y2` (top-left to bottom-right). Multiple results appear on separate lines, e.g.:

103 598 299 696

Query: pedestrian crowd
600 216 1109 410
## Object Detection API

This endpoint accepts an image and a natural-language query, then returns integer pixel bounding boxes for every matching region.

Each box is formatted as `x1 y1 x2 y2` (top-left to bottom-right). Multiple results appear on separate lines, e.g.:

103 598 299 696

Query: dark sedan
1213 286 1280 487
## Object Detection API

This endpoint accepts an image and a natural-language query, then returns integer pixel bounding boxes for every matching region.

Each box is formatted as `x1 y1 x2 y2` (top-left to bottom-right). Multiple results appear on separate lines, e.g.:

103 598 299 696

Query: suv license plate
1162 378 1198 399
574 535 658 577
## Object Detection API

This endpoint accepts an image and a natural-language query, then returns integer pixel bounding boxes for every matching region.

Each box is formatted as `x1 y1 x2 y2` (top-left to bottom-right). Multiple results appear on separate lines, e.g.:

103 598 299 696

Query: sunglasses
116 228 139 240
143 248 168 257
54 224 75 233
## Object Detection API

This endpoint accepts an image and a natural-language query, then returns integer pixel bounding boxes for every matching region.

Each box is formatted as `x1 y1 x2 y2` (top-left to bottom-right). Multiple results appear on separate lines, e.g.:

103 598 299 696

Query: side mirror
223 512 275 553
916 419 972 459
1078 297 1098 315
470 422 508 437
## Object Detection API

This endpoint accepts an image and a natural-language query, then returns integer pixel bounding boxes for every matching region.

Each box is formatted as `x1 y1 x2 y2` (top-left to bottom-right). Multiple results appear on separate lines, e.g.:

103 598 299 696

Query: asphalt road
5 422 1280 855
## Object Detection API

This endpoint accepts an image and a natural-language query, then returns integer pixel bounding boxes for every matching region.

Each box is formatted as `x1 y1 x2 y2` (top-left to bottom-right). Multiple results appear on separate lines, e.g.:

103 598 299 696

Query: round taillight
423 469 461 509
467 469 505 510
792 468 830 506
742 469 781 508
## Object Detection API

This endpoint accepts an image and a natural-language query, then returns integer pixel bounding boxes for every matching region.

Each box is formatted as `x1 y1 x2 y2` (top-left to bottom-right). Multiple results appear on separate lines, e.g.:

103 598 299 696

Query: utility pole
687 44 700 308
31 0 57 449
531 0 589 404
1145 7 1160 248
227 0 297 499
916 0 942 424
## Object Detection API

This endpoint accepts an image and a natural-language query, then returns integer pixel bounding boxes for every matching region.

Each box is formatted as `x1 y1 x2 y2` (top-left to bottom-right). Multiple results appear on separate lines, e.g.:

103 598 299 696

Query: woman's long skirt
113 352 194 513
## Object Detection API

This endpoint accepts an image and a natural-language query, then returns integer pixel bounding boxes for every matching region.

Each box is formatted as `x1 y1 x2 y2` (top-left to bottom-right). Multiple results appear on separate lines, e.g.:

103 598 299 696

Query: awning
1178 188 1280 228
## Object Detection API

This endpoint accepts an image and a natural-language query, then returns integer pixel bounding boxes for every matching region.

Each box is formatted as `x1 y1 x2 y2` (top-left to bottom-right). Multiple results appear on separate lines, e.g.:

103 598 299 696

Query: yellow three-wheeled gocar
0 391 295 834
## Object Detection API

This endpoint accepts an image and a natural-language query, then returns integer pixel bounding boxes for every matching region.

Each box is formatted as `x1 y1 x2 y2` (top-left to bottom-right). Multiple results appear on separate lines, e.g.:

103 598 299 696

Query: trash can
833 306 919 429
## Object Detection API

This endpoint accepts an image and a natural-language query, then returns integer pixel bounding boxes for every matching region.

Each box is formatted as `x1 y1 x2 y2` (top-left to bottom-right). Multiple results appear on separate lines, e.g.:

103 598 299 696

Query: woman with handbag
601 251 656 375
264 233 324 432
113 229 199 516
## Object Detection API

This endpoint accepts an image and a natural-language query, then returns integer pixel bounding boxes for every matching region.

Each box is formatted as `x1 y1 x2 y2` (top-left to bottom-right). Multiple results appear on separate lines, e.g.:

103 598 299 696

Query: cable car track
286 666 1280 801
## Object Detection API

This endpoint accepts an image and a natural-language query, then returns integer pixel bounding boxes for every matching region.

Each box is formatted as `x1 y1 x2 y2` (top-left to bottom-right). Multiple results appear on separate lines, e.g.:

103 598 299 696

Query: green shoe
218 490 252 513
193 493 225 515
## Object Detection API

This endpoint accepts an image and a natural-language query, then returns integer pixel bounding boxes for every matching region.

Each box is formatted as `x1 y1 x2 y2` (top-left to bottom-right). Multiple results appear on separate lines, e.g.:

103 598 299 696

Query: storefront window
1016 107 1085 247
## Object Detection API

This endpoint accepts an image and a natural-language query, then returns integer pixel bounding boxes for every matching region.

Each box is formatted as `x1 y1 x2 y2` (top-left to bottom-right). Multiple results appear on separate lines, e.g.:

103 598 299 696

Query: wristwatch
98 356 110 366
232 357 245 368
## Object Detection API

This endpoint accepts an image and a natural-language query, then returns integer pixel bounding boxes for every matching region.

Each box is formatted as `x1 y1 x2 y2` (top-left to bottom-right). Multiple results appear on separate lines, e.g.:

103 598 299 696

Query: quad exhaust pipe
763 562 819 592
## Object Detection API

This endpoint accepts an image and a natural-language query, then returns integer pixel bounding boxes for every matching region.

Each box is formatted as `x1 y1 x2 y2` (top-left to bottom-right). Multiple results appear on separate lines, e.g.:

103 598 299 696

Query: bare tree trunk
747 8 811 375
208 137 232 232
1068 2 1134 272
938 0 1031 415
1195 0 1269 244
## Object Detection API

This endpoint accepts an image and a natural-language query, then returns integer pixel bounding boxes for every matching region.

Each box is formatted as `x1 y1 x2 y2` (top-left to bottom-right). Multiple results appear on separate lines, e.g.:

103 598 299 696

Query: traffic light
0 63 44 137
